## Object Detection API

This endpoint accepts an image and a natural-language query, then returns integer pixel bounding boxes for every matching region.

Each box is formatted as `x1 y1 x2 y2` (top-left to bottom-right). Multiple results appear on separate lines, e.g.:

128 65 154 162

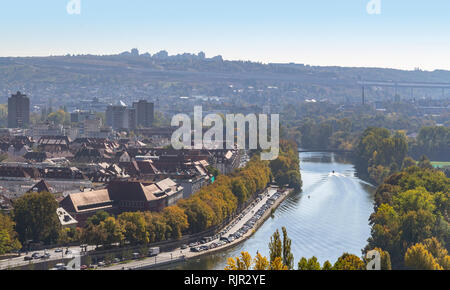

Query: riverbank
104 186 293 270
164 152 377 269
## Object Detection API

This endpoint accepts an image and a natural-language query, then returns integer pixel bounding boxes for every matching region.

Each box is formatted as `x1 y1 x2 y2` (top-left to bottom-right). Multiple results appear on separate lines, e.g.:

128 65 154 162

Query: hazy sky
1 0 449 70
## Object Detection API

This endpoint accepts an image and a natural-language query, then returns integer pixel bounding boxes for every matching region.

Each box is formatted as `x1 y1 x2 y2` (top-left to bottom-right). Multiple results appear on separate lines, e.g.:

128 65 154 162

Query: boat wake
328 172 346 178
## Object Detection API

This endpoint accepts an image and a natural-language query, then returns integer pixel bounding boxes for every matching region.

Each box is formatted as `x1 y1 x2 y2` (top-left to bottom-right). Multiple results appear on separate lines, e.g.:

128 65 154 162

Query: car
54 249 63 253
114 258 121 263
31 253 41 259
55 263 67 270
41 253 51 259
24 256 33 261
80 265 88 270
98 261 106 267
181 244 188 250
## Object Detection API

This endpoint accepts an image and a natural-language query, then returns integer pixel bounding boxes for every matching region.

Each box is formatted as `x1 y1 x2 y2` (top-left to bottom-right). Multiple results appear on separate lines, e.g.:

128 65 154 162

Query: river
158 152 375 270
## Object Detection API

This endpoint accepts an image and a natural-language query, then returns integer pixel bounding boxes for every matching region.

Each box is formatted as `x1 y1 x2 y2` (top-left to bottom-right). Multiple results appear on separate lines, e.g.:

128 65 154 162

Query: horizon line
0 49 448 73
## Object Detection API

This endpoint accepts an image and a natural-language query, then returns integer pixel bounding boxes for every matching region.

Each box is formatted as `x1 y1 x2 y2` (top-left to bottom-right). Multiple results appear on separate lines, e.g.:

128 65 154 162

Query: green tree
306 257 321 270
322 260 333 270
162 206 188 240
333 253 365 270
0 213 21 254
13 191 60 245
86 211 110 226
268 229 282 265
281 227 294 269
118 212 149 245
297 257 308 270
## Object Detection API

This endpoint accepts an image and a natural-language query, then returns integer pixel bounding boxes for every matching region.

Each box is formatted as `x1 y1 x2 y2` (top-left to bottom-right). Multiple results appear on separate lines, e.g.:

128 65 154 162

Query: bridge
357 80 450 101
358 80 450 89
298 149 353 154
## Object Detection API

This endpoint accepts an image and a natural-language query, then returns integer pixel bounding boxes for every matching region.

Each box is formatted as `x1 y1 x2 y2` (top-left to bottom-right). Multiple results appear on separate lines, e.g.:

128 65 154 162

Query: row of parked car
227 190 284 242
190 240 228 253
187 190 284 253
24 251 53 261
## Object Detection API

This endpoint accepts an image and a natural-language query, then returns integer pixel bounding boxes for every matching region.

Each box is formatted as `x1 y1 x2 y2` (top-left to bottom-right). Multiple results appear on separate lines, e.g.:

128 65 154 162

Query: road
0 183 285 271
104 187 285 270
0 245 96 270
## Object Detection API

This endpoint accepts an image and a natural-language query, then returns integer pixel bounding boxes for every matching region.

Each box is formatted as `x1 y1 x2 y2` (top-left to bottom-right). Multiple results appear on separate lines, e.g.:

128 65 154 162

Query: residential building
132 100 154 128
8 91 30 128
105 101 137 130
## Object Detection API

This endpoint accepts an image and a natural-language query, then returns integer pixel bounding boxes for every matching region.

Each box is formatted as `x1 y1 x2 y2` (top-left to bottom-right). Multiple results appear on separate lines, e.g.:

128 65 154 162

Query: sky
0 0 449 70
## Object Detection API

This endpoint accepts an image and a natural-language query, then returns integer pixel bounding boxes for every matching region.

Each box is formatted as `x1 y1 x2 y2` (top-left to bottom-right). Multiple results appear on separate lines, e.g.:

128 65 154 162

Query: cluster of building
0 133 242 227
1 91 245 230
5 91 156 139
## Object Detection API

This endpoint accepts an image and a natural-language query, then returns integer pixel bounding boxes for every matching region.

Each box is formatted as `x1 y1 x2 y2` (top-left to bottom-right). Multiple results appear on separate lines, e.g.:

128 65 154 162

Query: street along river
158 152 375 269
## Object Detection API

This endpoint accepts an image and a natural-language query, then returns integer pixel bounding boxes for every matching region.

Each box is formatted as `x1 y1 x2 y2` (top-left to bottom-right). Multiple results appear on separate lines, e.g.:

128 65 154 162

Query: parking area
184 187 285 254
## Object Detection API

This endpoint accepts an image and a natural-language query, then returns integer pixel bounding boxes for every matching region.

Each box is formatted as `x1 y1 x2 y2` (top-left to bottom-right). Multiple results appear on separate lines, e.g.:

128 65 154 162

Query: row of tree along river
157 152 376 269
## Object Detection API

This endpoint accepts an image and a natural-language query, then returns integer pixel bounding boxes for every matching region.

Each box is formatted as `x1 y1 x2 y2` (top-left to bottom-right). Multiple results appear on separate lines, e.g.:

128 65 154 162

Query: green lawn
431 162 450 168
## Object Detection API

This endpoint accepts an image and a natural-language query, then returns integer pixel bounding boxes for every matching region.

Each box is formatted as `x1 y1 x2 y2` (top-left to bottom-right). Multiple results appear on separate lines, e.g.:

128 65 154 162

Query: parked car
148 247 160 257
41 253 51 259
55 263 67 270
24 256 33 261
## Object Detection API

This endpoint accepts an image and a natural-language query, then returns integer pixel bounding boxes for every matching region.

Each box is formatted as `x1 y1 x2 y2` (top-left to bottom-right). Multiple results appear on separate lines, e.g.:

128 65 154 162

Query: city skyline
1 0 450 71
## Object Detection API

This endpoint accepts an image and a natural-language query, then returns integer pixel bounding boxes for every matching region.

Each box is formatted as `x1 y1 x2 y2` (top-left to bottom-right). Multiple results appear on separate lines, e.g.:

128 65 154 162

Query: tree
306 257 321 270
404 243 443 270
253 252 270 270
421 238 450 270
0 213 21 254
270 257 288 270
268 229 282 264
402 157 416 169
322 260 333 270
81 223 107 248
297 257 321 270
281 227 294 269
297 257 308 270
162 206 188 240
225 252 253 270
100 216 125 245
13 191 61 245
333 253 365 270
118 212 149 245
418 155 433 170
231 178 248 205
47 109 70 125
86 211 110 226
58 227 81 245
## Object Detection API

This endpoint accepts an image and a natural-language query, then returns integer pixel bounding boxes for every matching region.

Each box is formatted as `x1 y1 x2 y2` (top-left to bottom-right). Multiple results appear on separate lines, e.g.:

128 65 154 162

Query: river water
159 152 375 270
